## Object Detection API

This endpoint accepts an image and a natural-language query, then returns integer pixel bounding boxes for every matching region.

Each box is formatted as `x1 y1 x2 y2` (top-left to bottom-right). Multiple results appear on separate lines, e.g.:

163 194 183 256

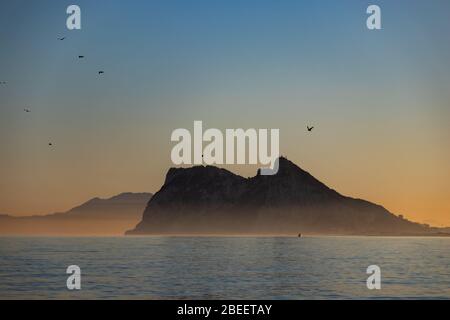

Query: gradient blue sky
1 0 449 225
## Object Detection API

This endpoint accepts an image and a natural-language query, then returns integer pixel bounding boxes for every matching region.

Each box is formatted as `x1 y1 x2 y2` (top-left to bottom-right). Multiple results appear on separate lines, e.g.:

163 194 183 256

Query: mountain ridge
0 192 152 236
128 158 439 236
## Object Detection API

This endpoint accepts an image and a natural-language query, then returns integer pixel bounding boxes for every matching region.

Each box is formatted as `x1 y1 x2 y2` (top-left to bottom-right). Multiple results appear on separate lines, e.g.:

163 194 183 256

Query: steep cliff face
127 158 429 236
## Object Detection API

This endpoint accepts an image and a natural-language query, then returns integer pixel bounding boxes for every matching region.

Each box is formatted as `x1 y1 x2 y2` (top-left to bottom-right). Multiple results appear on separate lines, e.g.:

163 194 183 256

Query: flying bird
48 143 53 146
307 126 314 132
78 55 85 59
57 37 66 41
24 108 31 113
98 71 105 75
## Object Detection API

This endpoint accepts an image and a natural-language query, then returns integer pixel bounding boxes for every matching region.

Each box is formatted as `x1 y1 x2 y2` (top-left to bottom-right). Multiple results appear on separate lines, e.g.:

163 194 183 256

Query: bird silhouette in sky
57 37 66 41
307 126 314 132
78 55 84 59
98 71 105 75
48 142 53 146
24 108 31 113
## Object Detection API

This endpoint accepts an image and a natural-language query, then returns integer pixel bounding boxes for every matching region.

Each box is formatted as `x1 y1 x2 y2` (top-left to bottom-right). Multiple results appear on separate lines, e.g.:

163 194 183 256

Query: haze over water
1 236 449 299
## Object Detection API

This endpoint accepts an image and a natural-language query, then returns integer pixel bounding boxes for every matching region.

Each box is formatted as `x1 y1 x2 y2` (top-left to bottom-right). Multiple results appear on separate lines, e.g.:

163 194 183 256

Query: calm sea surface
0 236 449 299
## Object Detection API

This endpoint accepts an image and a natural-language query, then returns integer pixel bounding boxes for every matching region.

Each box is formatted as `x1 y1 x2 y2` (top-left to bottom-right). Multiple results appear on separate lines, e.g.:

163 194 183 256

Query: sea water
0 236 449 299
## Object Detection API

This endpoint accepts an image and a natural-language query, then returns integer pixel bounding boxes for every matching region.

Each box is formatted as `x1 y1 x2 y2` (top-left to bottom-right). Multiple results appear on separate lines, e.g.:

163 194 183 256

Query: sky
0 0 449 226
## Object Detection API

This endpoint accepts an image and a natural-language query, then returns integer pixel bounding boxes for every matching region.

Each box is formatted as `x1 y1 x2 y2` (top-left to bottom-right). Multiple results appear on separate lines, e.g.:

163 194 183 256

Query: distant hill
0 193 152 236
127 158 442 236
